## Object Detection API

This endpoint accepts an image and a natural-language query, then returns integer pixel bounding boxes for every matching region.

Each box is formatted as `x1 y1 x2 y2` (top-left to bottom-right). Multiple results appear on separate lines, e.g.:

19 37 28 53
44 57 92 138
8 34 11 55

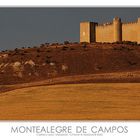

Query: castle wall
80 22 96 43
80 22 90 43
138 19 140 44
122 22 138 42
113 17 122 42
80 17 140 43
96 24 114 42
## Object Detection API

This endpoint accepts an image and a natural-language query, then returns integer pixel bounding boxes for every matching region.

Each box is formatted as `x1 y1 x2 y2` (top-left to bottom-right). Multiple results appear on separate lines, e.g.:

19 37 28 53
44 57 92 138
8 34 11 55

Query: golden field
0 83 140 120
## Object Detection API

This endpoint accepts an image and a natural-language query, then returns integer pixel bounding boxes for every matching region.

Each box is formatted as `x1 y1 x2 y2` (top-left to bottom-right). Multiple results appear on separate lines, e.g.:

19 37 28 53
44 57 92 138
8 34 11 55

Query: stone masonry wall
80 17 140 43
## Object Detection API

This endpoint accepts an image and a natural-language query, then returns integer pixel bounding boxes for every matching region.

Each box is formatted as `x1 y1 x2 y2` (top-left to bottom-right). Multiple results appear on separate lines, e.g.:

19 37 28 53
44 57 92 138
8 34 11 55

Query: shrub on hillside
14 48 18 51
37 49 40 53
73 42 78 44
70 47 75 50
45 42 49 45
21 53 25 56
115 41 121 44
122 41 137 45
51 43 59 46
24 50 28 53
45 59 51 64
82 43 87 49
62 46 68 50
45 43 50 47
80 42 88 45
46 55 52 59
36 55 40 57
14 48 20 53
46 50 51 53
128 61 137 65
64 41 70 45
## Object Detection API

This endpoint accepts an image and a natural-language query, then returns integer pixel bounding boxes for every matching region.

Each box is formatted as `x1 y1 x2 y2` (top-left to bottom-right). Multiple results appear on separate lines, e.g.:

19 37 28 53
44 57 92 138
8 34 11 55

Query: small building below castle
80 17 140 43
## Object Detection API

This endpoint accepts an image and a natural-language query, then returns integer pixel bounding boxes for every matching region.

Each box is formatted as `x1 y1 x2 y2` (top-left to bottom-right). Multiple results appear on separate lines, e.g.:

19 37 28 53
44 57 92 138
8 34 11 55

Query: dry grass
1 71 140 93
0 83 140 120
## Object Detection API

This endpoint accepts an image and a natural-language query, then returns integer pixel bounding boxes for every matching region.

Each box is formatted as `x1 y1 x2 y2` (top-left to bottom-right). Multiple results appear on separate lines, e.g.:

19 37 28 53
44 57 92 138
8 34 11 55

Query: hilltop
1 42 140 87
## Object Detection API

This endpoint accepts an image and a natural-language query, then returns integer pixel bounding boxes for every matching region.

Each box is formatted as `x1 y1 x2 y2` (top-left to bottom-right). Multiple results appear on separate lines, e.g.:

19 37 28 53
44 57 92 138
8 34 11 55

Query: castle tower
80 22 97 43
137 17 140 44
113 17 122 42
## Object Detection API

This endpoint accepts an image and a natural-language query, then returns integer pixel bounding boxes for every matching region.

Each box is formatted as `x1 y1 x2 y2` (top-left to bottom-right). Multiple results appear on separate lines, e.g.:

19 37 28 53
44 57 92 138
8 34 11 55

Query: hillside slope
1 42 140 85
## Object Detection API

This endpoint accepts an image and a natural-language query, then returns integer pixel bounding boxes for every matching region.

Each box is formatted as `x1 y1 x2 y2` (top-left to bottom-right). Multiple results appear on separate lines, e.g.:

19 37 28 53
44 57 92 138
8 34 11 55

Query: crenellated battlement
97 22 113 27
123 21 138 25
80 17 140 43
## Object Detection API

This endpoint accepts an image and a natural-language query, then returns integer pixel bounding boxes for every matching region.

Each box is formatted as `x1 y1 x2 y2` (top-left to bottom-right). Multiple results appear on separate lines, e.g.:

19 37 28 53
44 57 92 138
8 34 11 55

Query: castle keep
80 17 140 43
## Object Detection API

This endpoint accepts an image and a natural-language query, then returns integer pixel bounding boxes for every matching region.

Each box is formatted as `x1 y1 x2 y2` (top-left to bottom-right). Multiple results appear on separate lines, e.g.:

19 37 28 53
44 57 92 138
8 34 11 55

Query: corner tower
113 17 122 42
137 17 140 44
80 22 97 43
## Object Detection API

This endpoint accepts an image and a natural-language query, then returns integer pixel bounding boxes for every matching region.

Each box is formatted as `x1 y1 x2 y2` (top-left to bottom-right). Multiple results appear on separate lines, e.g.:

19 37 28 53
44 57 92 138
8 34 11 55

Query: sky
0 7 140 51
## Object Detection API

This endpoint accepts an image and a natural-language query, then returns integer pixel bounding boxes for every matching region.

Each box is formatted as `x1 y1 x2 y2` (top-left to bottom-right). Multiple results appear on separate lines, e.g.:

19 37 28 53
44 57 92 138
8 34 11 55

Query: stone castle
80 17 140 43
